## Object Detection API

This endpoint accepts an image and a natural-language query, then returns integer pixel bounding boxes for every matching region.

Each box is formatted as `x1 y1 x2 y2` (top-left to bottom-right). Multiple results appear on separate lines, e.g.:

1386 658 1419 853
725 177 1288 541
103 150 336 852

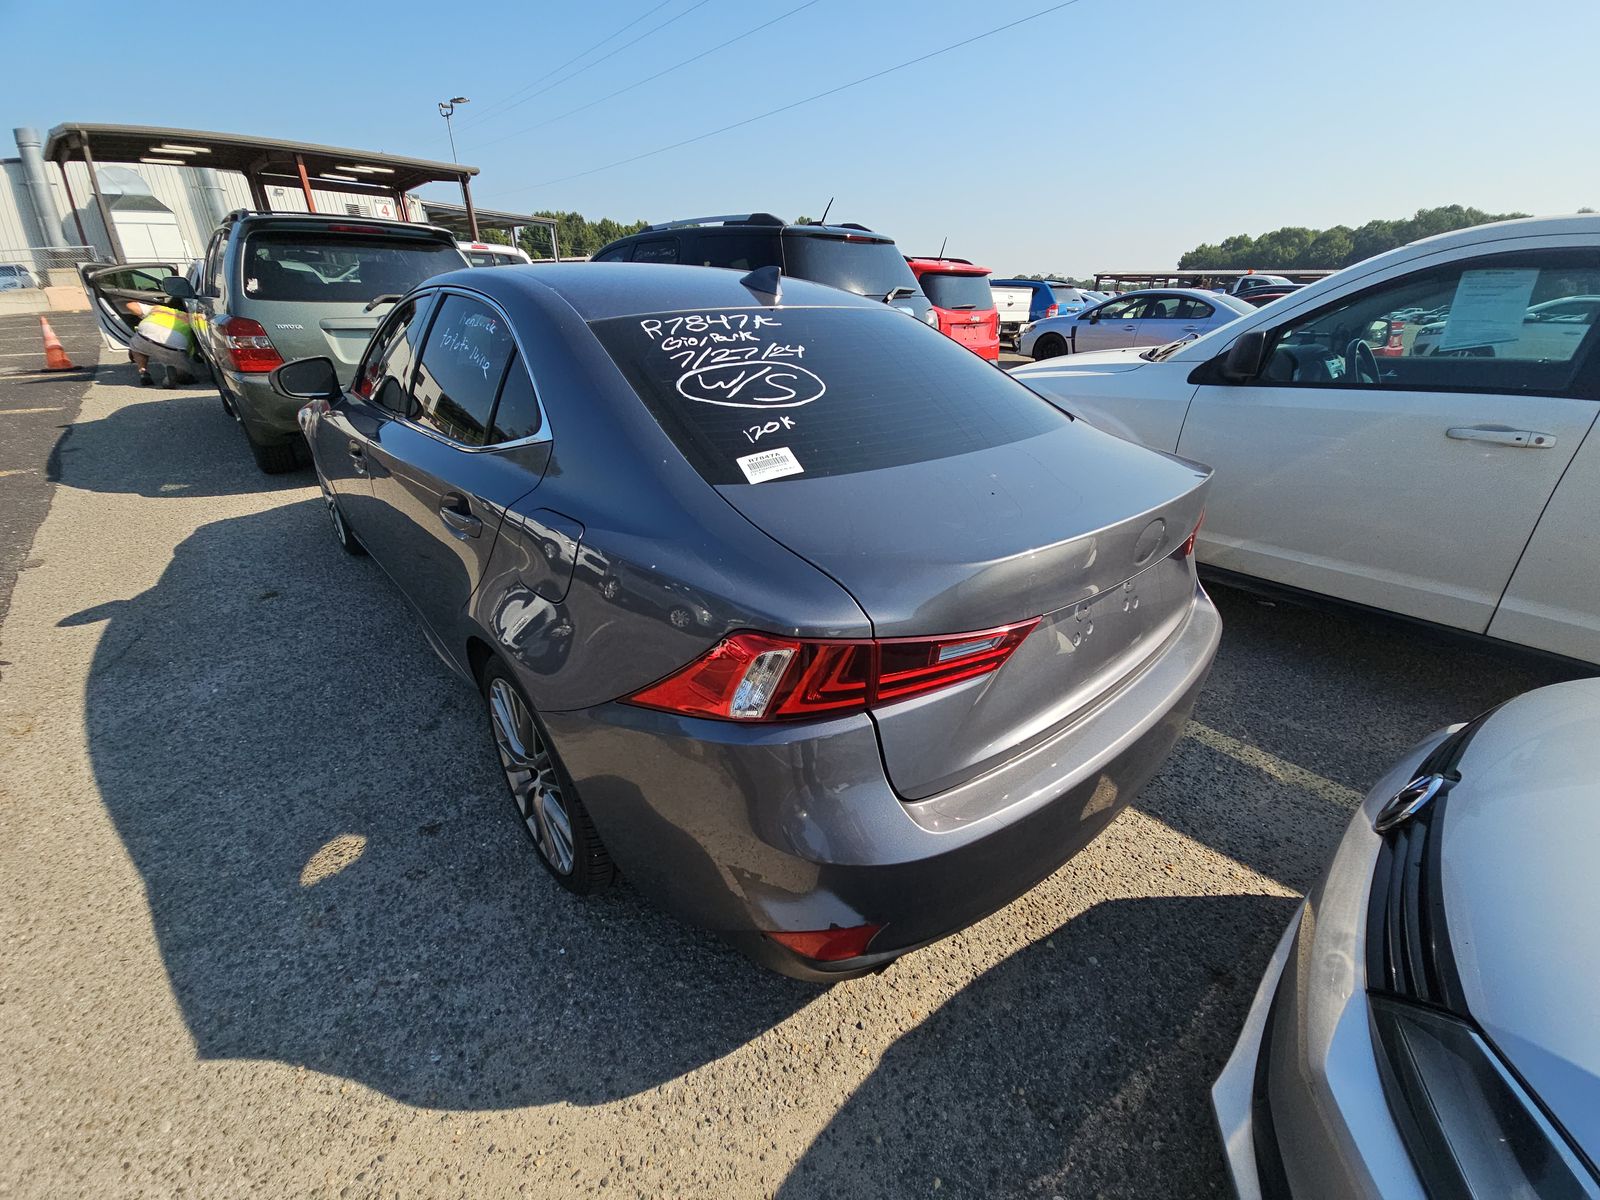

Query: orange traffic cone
40 317 75 371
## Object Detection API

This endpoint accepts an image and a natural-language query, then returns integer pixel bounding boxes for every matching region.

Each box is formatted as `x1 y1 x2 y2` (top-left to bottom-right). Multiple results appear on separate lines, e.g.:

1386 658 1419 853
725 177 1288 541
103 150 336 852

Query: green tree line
1177 205 1537 270
478 211 649 259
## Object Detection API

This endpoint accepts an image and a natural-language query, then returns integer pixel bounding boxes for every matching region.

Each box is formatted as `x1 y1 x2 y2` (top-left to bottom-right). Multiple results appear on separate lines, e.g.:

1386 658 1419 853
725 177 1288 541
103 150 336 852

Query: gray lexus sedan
277 262 1220 979
1215 680 1600 1198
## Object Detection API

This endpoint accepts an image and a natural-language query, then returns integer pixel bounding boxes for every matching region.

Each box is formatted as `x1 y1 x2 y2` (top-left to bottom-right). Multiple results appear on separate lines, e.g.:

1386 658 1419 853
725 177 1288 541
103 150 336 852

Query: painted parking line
1185 720 1363 809
0 406 67 415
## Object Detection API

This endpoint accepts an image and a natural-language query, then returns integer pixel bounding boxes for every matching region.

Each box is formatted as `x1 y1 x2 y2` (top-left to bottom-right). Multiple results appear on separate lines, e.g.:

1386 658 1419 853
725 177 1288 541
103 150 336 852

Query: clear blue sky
6 0 1597 276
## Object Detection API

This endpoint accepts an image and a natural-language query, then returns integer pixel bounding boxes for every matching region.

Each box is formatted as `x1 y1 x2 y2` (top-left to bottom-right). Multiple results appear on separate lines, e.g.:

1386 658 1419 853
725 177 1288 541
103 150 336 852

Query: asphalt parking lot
1 362 1584 1199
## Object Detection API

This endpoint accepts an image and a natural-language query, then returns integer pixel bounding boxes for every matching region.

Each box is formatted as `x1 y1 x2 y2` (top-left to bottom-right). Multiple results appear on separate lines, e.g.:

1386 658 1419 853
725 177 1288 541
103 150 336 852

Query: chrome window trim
392 284 553 454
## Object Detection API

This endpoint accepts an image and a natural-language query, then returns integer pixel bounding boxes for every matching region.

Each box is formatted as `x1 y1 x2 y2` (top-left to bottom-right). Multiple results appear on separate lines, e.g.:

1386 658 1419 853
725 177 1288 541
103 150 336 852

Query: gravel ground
0 365 1582 1199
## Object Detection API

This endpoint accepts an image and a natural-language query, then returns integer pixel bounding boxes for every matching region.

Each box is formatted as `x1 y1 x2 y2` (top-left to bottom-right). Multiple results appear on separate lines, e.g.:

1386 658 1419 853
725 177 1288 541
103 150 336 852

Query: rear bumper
1211 732 1450 1199
541 586 1220 979
220 369 304 441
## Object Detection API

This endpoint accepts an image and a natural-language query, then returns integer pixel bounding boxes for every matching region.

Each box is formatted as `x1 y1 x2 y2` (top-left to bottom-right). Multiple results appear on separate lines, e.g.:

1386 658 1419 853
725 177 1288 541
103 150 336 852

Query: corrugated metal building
1 128 425 266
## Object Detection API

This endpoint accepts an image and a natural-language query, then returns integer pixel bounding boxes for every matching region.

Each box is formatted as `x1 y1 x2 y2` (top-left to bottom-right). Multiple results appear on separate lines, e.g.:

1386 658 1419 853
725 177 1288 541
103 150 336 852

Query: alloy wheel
487 678 575 875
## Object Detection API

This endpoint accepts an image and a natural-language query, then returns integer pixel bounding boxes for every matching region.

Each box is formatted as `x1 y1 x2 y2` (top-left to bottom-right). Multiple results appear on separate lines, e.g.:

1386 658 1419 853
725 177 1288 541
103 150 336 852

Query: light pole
437 96 469 163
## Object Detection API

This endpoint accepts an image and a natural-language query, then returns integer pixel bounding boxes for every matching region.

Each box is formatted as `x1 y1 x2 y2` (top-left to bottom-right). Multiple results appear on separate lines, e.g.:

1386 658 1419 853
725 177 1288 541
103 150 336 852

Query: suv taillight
218 316 284 373
1046 303 1058 317
626 621 1040 722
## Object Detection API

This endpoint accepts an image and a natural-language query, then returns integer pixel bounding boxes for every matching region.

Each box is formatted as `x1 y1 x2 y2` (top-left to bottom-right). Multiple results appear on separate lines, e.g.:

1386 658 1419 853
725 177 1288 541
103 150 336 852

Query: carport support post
55 160 91 251
393 190 410 222
78 134 126 265
294 154 317 214
460 174 479 240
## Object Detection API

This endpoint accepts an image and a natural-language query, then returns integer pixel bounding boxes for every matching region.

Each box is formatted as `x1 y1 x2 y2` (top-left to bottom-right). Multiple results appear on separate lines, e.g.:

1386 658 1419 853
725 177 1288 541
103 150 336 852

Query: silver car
278 262 1221 980
1019 288 1252 359
1215 680 1600 1198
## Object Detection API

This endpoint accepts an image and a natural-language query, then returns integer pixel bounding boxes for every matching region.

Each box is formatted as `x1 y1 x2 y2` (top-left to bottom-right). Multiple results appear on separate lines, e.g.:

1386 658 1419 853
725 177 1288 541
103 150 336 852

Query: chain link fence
0 245 106 292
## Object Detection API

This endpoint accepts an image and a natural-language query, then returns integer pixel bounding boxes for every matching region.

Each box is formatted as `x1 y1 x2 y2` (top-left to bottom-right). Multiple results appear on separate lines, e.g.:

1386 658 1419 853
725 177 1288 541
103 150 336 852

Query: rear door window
410 294 516 445
920 273 994 310
687 233 781 270
589 306 1068 485
631 239 679 264
240 231 464 302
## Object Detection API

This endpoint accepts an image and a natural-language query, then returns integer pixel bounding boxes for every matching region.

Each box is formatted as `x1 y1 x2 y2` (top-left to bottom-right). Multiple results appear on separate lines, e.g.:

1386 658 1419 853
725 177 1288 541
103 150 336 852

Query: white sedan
1018 288 1253 359
1011 214 1600 664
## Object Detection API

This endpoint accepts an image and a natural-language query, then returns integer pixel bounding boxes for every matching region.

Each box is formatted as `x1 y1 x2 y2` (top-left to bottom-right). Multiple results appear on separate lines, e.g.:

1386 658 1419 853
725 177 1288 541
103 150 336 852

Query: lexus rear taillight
626 619 1040 722
217 316 284 373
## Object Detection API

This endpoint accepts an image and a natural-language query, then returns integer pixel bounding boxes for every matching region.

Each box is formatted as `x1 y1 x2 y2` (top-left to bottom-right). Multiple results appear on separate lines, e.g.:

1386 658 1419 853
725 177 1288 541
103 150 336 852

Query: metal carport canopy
44 121 482 261
418 200 560 259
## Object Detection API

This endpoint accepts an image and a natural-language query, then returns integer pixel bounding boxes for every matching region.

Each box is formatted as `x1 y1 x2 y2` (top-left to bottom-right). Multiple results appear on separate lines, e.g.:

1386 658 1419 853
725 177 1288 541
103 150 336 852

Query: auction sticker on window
736 446 804 484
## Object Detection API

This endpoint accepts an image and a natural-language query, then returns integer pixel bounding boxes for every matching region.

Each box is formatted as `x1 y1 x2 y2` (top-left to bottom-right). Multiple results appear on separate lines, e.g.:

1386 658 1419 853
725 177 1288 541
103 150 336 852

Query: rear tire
320 483 366 556
1033 333 1067 360
247 427 299 474
482 659 615 895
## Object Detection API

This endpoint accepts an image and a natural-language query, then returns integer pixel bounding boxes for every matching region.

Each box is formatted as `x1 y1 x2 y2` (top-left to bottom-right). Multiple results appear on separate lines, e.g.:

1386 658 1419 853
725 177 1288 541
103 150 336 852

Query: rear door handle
439 494 482 537
1446 425 1557 449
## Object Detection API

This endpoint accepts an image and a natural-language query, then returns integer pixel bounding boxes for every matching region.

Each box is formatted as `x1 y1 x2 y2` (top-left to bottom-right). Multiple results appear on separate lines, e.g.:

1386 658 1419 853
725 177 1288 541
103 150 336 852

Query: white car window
1260 250 1600 395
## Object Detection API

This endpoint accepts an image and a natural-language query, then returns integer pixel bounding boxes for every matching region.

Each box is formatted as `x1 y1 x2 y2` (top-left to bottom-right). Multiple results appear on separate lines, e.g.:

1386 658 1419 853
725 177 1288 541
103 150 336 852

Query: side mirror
1220 329 1267 383
1086 310 1100 324
160 275 195 301
270 356 342 402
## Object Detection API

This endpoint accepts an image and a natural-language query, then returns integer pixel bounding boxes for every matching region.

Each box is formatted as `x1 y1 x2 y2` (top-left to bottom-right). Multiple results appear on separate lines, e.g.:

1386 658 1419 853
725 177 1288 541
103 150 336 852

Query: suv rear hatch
917 269 998 352
592 305 1209 800
237 223 467 376
780 227 933 324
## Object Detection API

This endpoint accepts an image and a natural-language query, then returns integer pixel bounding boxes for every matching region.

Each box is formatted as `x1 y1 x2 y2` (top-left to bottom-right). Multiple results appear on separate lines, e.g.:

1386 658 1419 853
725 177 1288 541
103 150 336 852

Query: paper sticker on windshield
736 446 804 484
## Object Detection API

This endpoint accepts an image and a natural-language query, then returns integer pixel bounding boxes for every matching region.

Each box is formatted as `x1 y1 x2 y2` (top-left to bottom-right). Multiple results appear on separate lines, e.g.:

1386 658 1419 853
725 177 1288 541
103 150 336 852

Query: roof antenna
937 235 948 260
817 196 834 226
740 264 782 306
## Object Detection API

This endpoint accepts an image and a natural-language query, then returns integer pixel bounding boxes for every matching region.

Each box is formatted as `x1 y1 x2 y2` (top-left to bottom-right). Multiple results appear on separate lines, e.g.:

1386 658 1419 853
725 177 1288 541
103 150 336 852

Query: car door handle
439 495 482 537
347 441 368 474
1446 425 1557 449
1181 325 1199 331
1122 324 1137 330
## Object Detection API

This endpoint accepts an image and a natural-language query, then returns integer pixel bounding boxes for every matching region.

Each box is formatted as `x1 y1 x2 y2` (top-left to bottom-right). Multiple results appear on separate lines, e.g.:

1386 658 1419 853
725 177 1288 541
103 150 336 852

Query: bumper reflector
765 923 883 962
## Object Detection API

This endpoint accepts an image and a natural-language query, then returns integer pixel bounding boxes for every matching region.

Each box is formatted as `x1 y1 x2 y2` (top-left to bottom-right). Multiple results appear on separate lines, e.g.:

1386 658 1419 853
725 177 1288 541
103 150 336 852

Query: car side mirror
1087 311 1100 323
270 356 342 402
1219 329 1267 383
160 275 195 301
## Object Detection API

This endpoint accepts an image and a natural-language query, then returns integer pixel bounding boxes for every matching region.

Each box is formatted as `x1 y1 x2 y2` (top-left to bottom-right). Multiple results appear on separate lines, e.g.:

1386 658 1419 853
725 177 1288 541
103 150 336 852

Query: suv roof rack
643 212 786 233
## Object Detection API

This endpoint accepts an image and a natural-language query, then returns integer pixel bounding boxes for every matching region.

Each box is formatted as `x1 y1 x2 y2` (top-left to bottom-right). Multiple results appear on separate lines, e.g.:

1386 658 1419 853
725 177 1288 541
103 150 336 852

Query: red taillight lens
765 924 882 962
1046 303 1058 317
217 316 283 373
626 619 1039 722
1179 512 1204 558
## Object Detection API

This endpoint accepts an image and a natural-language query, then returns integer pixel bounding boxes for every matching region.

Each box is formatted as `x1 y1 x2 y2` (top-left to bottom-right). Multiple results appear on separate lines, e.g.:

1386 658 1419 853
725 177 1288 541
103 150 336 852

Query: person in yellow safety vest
127 302 196 388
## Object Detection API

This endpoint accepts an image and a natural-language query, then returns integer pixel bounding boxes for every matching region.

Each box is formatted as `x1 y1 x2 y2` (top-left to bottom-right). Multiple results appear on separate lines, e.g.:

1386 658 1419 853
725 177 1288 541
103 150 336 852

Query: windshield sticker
735 445 804 484
640 313 826 410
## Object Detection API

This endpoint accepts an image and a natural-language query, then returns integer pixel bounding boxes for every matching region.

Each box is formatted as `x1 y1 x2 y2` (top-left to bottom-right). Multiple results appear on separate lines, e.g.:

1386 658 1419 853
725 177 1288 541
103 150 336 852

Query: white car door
1176 247 1600 634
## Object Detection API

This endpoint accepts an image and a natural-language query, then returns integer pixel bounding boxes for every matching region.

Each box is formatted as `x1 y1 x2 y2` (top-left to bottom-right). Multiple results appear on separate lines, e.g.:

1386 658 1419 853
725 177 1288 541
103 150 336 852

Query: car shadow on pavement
778 892 1297 1200
49 364 307 498
1137 581 1586 893
75 499 813 1110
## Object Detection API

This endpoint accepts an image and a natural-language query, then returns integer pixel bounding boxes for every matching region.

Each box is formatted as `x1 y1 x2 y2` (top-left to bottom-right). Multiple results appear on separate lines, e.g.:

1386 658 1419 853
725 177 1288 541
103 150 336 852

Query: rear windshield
240 231 464 302
590 306 1068 485
921 273 994 311
781 233 921 300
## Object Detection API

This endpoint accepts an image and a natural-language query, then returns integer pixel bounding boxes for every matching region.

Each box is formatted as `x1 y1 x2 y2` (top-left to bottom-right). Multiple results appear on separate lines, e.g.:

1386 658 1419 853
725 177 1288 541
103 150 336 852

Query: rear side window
411 295 516 445
490 352 542 443
920 273 994 310
590 306 1068 485
631 239 679 264
688 233 781 271
240 231 464 302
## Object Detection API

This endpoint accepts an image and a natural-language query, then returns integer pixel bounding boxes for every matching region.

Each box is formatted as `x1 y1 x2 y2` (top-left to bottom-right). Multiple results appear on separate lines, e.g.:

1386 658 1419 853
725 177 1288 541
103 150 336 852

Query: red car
905 257 1000 361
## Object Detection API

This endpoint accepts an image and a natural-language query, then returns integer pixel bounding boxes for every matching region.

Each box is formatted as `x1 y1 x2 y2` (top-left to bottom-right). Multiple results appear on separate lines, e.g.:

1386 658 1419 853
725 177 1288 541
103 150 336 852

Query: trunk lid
719 422 1209 798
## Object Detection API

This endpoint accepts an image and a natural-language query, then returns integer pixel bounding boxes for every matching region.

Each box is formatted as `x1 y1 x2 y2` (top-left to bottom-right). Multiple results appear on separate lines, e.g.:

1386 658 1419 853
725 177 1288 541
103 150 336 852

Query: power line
462 0 717 131
460 0 674 128
486 0 1086 198
469 0 824 151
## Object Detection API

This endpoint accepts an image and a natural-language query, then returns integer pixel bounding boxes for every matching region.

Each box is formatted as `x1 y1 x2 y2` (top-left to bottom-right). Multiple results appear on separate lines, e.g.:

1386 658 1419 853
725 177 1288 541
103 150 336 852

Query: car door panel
1179 384 1593 631
78 262 178 350
1488 413 1600 661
